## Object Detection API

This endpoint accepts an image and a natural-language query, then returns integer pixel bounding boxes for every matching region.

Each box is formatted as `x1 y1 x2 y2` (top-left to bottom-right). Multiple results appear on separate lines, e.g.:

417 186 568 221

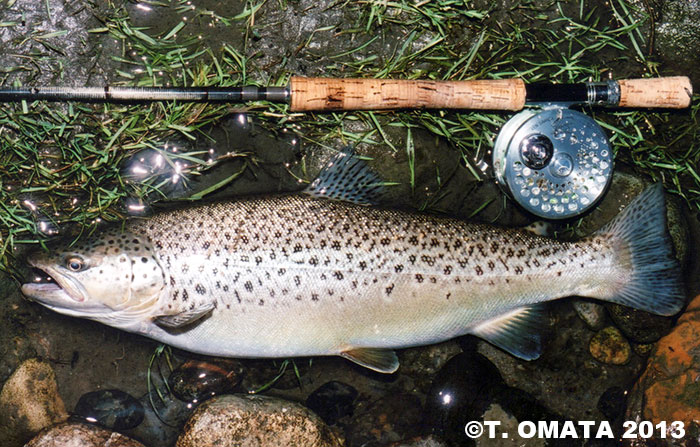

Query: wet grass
0 0 698 276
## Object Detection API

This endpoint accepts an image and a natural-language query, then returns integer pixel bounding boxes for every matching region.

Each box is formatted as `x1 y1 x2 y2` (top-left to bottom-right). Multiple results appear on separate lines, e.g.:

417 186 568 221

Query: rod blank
0 76 691 110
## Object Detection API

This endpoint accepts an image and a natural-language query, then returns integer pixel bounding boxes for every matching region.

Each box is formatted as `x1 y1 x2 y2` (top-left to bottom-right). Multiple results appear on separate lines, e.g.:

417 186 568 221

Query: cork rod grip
618 76 692 108
289 77 527 112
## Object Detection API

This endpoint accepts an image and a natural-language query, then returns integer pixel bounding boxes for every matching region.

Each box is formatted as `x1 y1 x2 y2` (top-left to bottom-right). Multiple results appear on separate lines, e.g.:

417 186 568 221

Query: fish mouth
21 261 88 306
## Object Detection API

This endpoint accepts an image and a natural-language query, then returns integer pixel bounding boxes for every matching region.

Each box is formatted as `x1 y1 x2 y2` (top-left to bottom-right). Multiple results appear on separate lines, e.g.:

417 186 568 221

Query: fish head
21 228 165 326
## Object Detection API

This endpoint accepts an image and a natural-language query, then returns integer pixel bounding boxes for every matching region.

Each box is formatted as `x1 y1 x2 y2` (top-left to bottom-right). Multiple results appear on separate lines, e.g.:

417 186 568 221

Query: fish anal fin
154 302 214 329
341 347 399 373
471 304 547 360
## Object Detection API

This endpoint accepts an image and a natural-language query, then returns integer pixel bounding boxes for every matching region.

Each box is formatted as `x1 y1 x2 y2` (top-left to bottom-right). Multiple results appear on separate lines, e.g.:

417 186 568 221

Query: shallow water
1 0 699 446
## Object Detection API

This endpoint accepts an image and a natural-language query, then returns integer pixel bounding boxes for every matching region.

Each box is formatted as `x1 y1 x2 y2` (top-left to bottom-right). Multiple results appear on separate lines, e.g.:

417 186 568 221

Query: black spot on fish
203 242 211 249
475 265 483 276
311 293 319 301
333 271 344 280
294 276 301 286
184 233 191 240
309 257 319 266
487 261 495 270
223 285 229 292
394 265 404 273
514 266 524 274
244 281 253 292
385 284 394 296
259 299 264 306
331 241 341 250
415 274 424 283
195 284 206 295
182 290 189 301
359 261 367 271
446 292 451 300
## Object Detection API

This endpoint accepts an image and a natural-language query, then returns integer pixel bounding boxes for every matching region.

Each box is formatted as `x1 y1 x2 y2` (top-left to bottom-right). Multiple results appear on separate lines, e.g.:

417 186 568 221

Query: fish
21 151 686 373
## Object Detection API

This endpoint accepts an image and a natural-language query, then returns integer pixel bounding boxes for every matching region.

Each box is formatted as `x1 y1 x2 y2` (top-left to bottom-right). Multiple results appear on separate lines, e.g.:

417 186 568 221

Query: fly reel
493 106 613 219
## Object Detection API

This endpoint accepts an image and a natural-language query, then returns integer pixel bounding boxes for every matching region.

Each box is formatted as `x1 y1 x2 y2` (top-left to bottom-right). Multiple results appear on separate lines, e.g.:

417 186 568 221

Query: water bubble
541 203 552 213
521 188 531 198
568 203 579 212
554 204 565 214
532 187 540 196
529 198 540 206
581 197 591 206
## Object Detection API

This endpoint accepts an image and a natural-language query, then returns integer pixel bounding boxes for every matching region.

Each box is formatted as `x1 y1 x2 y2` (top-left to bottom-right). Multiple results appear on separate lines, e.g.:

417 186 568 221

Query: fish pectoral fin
340 347 399 374
471 304 547 360
154 303 215 329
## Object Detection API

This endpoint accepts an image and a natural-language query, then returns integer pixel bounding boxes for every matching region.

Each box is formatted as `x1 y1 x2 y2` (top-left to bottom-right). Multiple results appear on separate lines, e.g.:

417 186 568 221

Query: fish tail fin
593 183 685 316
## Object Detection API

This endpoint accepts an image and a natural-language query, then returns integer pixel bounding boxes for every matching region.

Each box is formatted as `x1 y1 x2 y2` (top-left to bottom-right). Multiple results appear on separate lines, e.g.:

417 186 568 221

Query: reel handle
289 76 692 111
289 77 527 111
618 76 692 108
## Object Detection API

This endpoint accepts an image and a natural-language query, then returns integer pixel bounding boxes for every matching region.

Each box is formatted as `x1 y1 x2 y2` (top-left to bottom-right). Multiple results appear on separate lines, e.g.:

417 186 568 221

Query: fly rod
0 76 692 110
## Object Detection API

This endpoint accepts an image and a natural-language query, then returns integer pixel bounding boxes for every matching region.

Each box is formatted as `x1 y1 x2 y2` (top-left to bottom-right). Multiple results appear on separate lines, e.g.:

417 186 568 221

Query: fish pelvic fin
305 147 387 205
340 347 399 373
471 304 546 360
592 183 685 316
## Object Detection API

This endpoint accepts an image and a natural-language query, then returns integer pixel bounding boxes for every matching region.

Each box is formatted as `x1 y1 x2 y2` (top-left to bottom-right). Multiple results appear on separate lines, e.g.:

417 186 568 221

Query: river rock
24 422 146 447
168 358 244 404
347 392 423 446
606 304 674 343
176 394 343 447
573 300 607 330
73 389 144 431
305 381 358 425
423 352 506 444
589 326 632 365
0 358 68 447
625 294 700 430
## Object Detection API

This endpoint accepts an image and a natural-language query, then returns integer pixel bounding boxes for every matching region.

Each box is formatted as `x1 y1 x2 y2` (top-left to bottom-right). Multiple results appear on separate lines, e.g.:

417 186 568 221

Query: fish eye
65 256 86 272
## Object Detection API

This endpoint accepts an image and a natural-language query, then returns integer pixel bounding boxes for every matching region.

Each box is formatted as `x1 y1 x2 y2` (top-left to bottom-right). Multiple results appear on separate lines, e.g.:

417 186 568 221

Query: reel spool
493 106 613 219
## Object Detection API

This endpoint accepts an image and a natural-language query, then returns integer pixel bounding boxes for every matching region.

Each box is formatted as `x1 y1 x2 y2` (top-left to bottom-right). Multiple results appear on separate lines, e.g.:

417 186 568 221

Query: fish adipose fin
594 184 685 316
341 347 399 373
305 148 387 205
471 304 547 360
154 302 215 328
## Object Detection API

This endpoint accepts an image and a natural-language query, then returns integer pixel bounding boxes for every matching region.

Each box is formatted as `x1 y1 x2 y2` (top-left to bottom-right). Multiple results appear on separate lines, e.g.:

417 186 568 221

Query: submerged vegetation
0 0 697 274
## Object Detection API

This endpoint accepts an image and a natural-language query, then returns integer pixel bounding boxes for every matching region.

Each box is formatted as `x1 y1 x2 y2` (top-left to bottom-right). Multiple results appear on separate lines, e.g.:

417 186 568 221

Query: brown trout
21 152 685 373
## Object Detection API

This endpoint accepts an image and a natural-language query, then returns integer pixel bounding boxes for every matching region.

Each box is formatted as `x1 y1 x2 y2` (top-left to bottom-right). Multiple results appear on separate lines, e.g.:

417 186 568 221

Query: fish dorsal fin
154 302 215 329
341 347 399 373
305 148 386 205
471 304 547 360
523 221 553 237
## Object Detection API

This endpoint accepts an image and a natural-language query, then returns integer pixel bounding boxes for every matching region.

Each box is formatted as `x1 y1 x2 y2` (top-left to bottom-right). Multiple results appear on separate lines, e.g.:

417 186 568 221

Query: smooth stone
24 422 146 447
0 358 68 447
573 300 607 330
305 381 358 425
347 392 423 446
606 303 674 344
423 352 506 444
589 326 632 365
626 294 700 427
73 389 144 431
176 394 343 447
168 358 244 404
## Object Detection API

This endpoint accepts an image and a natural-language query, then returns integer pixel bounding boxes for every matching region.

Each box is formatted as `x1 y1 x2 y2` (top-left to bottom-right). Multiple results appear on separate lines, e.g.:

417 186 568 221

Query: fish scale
21 152 685 373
